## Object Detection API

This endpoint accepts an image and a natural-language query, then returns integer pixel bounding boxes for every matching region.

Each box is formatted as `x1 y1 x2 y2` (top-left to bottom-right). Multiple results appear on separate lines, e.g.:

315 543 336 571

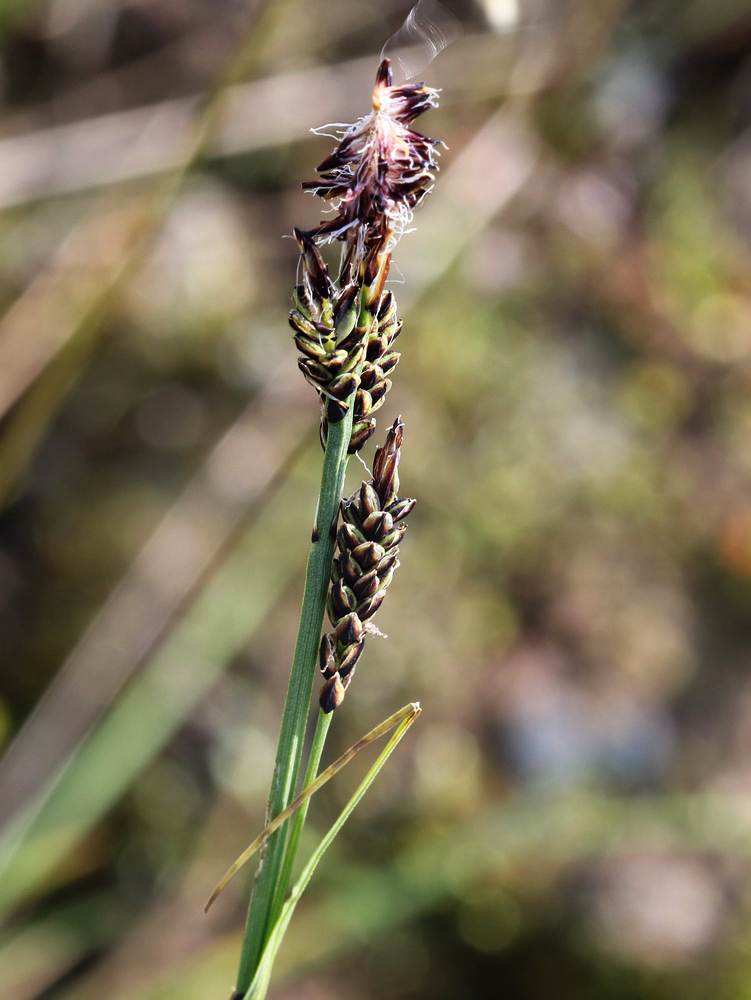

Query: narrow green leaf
244 703 422 1000
206 703 420 912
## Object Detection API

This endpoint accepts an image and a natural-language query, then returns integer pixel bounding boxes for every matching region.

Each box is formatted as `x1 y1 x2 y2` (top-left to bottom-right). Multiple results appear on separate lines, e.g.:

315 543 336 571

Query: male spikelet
290 59 441 452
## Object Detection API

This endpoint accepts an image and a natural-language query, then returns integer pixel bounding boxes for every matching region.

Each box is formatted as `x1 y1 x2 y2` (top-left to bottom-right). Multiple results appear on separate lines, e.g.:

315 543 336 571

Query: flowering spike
293 57 441 453
302 59 441 265
318 419 414 712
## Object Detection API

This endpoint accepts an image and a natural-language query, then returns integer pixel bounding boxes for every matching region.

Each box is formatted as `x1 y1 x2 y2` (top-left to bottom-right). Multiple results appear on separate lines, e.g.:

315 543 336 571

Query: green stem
269 708 332 921
246 705 422 1000
234 403 352 994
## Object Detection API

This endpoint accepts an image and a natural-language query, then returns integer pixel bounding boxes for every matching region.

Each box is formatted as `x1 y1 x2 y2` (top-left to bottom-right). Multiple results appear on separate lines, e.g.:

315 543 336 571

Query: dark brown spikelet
318 418 415 713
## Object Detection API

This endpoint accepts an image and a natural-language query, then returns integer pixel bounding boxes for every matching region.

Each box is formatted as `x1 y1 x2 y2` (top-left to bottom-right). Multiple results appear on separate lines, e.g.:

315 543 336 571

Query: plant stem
207 705 415 912
234 401 353 994
269 708 332 924
246 704 422 1000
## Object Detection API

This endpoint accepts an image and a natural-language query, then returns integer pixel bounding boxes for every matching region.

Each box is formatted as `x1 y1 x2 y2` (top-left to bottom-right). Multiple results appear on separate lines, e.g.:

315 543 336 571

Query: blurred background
2 0 751 997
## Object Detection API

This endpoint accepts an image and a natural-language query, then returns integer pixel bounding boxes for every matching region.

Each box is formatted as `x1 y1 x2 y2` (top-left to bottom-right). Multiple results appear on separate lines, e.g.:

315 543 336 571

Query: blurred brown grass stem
0 0 282 501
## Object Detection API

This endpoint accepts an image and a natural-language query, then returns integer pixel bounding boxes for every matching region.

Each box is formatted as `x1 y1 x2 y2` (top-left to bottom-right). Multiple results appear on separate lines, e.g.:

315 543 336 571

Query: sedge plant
213 18 454 996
